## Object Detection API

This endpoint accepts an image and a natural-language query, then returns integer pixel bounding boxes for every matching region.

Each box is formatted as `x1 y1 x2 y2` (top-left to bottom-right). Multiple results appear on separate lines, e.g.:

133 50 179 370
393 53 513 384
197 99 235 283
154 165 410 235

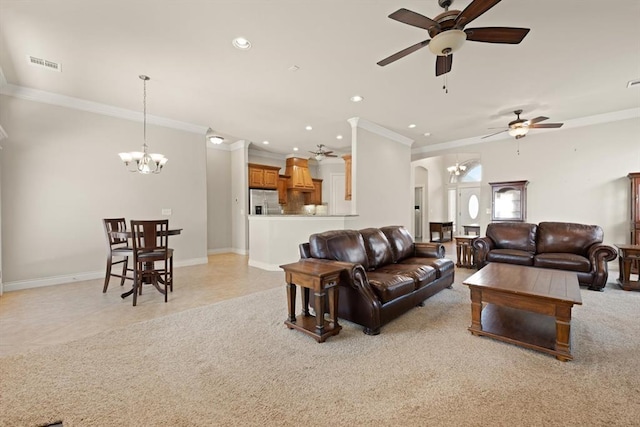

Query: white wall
206 147 232 252
348 120 412 229
415 117 640 246
230 141 249 254
0 95 208 287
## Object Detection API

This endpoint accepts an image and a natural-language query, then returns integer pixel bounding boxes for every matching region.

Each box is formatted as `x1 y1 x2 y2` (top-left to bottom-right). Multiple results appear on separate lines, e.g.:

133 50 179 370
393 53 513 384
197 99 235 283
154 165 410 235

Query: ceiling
1 0 639 158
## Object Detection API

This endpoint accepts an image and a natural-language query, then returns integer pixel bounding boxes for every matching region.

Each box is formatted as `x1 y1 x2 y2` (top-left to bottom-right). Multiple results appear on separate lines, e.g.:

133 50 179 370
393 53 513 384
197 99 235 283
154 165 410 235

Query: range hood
285 157 314 192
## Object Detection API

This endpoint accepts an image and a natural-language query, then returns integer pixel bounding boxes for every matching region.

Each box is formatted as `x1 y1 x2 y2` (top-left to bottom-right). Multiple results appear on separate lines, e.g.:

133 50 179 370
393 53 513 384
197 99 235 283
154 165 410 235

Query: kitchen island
248 215 357 271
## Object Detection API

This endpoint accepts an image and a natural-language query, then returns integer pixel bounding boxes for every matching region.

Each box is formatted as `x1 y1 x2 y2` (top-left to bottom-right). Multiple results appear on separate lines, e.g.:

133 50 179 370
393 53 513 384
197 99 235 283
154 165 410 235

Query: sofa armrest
414 242 445 258
587 243 618 290
473 237 495 269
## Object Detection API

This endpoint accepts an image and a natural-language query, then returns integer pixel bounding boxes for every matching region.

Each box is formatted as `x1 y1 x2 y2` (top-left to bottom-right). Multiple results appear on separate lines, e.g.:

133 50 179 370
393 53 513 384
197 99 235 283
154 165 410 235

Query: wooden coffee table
463 263 582 361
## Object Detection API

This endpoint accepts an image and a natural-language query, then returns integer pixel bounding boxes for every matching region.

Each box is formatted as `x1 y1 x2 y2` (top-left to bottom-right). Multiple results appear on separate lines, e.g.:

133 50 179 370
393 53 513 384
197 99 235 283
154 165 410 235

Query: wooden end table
280 260 344 343
463 263 582 361
455 235 477 268
429 221 453 242
615 244 640 291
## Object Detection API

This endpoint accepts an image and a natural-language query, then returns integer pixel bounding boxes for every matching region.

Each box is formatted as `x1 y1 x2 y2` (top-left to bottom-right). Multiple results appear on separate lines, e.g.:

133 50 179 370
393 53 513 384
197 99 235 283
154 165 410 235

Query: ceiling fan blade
435 54 452 76
377 39 430 66
389 8 440 31
326 154 339 157
530 123 564 129
527 116 549 125
482 129 508 139
465 27 530 44
455 0 501 28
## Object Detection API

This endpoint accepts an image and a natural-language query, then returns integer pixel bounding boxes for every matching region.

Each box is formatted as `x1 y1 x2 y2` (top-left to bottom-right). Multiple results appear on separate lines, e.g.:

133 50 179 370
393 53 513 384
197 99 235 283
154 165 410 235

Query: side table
615 244 640 291
429 221 453 242
280 260 344 342
455 235 478 268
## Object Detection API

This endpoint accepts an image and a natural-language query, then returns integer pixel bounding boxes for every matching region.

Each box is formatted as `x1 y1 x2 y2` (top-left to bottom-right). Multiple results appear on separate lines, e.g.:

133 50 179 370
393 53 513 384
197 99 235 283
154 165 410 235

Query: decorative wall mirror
489 180 529 222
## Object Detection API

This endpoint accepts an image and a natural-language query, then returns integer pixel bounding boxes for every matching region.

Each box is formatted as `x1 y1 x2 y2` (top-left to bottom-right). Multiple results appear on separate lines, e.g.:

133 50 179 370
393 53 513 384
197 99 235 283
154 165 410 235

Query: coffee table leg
469 287 483 334
555 305 572 361
314 290 325 333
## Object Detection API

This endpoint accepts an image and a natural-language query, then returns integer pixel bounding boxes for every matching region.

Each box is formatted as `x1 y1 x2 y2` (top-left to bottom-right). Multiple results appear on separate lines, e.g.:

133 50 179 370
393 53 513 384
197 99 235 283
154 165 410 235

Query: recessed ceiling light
288 65 300 72
424 132 431 137
350 95 364 102
262 140 269 145
305 125 313 131
293 147 299 151
408 124 417 129
232 37 251 50
336 135 343 140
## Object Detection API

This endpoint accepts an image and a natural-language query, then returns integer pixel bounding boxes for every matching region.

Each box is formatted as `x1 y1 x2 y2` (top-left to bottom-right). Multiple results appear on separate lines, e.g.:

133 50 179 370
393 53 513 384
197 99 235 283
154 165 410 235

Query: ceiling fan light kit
428 29 466 55
309 144 338 162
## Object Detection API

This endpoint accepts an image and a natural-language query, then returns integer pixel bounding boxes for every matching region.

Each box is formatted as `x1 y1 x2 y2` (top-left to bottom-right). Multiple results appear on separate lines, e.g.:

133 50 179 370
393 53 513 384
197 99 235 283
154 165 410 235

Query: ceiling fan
309 144 338 161
377 0 530 76
483 110 564 139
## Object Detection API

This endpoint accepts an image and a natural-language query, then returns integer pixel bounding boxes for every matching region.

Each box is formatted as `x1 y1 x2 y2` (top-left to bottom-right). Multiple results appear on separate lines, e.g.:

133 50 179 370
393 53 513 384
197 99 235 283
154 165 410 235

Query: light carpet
1 277 639 426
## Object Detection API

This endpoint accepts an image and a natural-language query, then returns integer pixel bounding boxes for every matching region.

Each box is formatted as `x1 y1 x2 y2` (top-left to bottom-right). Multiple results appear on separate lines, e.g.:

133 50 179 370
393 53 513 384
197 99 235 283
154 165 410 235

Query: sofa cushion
534 253 591 272
400 257 454 279
486 222 537 252
366 272 415 304
537 222 603 256
359 228 394 270
309 230 369 270
486 249 534 266
376 264 437 289
380 226 415 262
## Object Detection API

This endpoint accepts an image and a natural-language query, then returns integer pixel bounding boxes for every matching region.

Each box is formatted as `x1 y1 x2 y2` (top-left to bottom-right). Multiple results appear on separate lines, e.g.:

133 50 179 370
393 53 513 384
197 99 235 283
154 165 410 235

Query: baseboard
207 248 235 255
248 259 281 271
3 257 209 292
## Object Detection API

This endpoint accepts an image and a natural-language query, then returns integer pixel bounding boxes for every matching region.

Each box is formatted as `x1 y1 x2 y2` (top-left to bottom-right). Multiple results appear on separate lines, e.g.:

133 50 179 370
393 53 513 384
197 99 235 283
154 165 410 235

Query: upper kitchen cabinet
285 157 314 192
248 163 280 190
278 175 289 205
343 154 352 200
304 179 323 205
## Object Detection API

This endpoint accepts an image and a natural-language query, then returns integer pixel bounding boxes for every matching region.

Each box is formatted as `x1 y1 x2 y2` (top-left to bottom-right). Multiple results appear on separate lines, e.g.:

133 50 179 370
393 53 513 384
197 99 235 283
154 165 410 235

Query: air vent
27 55 61 72
627 79 640 88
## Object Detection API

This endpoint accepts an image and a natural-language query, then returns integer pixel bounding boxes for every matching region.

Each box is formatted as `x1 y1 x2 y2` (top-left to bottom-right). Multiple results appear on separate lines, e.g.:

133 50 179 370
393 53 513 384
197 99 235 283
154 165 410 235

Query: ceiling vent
27 55 61 72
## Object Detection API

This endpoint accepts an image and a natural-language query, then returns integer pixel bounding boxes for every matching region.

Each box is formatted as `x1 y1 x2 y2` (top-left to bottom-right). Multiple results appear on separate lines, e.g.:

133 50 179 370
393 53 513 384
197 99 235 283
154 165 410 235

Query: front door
458 186 481 235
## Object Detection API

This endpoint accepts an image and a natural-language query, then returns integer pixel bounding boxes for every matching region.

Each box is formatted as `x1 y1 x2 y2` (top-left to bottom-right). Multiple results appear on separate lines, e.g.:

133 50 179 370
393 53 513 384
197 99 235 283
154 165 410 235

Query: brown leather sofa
299 225 455 335
473 222 617 291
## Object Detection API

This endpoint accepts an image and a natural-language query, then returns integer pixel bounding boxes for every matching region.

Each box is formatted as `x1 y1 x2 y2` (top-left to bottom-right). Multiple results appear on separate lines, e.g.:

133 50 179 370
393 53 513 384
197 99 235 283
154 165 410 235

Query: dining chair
130 219 174 306
102 218 134 293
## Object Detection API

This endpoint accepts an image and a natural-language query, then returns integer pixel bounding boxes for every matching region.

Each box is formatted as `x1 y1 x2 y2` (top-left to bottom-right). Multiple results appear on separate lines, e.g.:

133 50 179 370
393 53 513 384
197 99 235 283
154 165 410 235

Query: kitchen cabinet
248 163 280 189
285 157 314 191
278 175 289 205
304 179 323 205
343 154 352 201
490 180 528 222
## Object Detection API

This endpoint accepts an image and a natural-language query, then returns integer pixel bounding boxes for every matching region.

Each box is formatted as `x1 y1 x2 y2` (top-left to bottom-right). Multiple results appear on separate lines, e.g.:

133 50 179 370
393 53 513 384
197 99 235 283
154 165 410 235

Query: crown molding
348 117 414 146
412 107 640 155
0 83 209 135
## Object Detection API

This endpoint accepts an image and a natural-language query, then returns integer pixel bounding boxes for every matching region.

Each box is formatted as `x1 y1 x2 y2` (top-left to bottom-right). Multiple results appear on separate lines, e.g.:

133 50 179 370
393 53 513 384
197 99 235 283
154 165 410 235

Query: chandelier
118 75 168 174
447 162 467 176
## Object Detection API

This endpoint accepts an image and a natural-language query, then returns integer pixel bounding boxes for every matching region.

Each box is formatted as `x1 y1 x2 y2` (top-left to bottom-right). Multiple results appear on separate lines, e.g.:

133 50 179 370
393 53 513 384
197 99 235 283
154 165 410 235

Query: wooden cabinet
248 163 280 189
629 173 640 245
489 180 528 222
285 157 314 191
304 179 323 205
278 175 289 205
343 154 352 201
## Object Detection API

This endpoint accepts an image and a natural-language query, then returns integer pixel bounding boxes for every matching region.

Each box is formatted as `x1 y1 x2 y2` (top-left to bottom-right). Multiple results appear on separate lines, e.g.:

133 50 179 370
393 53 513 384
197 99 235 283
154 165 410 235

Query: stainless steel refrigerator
249 189 281 215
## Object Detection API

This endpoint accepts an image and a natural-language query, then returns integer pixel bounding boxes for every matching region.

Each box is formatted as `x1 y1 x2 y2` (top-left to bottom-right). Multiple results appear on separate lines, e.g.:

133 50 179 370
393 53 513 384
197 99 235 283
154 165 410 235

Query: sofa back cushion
359 228 394 270
309 230 369 270
380 226 415 263
486 222 537 253
537 222 603 256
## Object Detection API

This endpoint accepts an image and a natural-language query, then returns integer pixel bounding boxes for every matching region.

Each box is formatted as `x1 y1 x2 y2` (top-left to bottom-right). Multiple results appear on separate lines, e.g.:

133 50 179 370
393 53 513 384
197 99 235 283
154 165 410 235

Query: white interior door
458 186 481 235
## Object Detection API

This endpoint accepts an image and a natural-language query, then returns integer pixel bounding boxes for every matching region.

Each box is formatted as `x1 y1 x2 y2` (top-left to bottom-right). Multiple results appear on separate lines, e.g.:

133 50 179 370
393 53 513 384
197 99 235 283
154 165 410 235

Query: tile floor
0 241 458 357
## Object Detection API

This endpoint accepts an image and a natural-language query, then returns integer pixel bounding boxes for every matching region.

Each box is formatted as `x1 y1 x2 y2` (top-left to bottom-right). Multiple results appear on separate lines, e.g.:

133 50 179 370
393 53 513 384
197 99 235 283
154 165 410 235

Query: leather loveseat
473 221 617 291
299 225 455 335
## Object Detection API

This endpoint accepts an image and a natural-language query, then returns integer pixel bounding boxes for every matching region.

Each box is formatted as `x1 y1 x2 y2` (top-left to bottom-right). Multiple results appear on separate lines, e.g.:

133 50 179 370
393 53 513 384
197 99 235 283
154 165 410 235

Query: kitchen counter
248 214 358 270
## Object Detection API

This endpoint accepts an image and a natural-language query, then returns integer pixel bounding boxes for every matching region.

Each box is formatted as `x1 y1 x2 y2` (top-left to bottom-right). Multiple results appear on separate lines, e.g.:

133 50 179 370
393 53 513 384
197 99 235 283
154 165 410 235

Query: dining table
110 228 182 299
